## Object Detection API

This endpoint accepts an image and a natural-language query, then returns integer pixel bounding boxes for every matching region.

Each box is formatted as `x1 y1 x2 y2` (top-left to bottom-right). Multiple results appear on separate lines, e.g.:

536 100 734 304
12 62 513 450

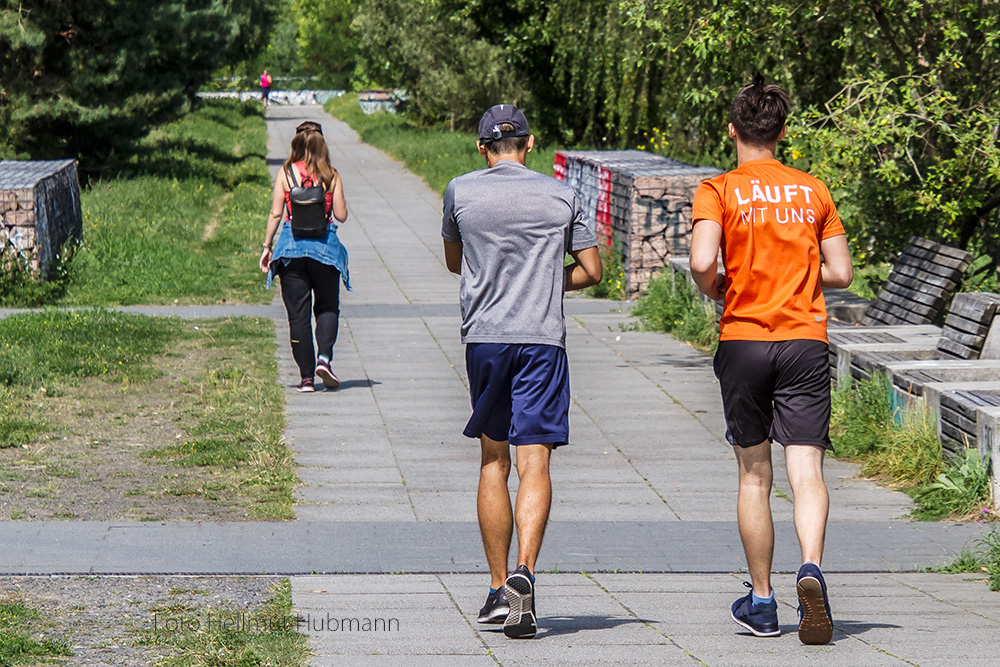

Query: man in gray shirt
442 104 601 639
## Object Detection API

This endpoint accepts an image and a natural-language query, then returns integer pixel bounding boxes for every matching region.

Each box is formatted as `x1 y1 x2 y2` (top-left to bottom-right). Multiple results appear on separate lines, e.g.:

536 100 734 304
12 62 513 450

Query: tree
294 0 356 89
351 0 526 130
785 2 1000 267
0 0 275 169
623 0 1000 267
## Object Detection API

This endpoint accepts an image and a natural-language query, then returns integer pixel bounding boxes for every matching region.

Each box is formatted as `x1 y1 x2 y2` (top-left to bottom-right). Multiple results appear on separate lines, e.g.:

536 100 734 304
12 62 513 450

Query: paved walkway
1 105 998 665
263 107 1000 665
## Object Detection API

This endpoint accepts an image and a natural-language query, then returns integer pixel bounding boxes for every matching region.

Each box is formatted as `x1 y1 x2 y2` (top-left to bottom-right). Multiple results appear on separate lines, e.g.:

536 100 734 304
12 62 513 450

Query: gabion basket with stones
0 159 82 275
554 150 721 298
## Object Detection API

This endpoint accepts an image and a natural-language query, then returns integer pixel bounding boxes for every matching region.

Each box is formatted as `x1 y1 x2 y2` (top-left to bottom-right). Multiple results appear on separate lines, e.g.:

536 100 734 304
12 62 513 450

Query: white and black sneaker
503 565 537 639
477 587 509 624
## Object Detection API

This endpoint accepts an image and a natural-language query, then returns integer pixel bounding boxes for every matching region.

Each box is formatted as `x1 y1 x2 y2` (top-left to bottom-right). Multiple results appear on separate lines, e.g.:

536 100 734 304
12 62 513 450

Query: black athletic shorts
713 339 833 450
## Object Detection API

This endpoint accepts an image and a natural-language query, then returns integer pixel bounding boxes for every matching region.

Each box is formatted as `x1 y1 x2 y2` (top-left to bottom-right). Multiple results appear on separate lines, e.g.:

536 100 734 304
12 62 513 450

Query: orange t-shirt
692 158 846 343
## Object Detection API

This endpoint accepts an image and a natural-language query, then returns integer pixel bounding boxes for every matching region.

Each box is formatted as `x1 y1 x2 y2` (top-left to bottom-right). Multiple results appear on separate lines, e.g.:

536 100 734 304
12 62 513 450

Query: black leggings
277 257 341 379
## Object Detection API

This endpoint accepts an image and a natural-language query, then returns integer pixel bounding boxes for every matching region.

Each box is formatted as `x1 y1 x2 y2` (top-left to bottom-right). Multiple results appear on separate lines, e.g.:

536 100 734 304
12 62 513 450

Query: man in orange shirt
690 74 853 645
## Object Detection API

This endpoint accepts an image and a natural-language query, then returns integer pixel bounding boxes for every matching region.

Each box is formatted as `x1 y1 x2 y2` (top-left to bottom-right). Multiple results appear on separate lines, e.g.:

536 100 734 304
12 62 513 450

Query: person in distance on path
442 104 601 639
689 74 853 645
260 69 272 106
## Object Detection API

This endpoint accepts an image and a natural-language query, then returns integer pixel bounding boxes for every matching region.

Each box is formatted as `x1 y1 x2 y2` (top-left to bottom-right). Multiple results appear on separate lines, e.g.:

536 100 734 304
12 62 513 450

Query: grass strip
0 309 179 447
631 268 719 353
934 528 1000 591
830 373 996 521
0 312 293 520
2 99 272 307
0 599 73 665
137 579 309 666
325 93 559 196
143 317 294 520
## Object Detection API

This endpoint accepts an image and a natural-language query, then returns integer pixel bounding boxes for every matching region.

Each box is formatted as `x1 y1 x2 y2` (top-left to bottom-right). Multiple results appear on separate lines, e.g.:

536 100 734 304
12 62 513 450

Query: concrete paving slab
286 571 1000 666
7 106 999 666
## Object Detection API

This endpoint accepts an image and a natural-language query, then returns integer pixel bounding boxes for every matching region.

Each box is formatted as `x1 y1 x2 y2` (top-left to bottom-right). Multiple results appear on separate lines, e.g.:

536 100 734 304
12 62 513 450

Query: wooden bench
828 237 975 382
938 389 1000 457
862 237 972 326
838 292 1000 384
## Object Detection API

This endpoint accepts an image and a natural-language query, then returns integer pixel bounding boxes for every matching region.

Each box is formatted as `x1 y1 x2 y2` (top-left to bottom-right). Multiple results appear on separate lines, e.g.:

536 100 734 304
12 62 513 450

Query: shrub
632 269 718 352
587 244 626 300
913 449 993 521
984 529 1000 591
0 243 74 307
325 93 559 196
831 373 996 520
831 373 943 486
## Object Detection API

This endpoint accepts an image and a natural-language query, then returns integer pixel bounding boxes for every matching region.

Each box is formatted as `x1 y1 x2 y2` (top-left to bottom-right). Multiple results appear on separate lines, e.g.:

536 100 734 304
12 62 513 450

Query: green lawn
2 99 273 307
0 599 73 664
0 308 178 447
0 310 294 520
137 579 309 666
325 93 559 195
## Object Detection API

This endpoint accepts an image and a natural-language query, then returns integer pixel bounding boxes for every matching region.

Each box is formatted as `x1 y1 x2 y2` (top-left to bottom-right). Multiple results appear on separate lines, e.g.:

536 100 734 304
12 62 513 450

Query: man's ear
728 123 737 139
477 141 488 158
777 125 787 141
526 135 535 153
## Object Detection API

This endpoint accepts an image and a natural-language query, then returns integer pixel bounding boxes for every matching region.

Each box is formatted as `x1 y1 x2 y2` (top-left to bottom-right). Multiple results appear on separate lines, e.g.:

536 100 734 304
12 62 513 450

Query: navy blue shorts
464 343 570 447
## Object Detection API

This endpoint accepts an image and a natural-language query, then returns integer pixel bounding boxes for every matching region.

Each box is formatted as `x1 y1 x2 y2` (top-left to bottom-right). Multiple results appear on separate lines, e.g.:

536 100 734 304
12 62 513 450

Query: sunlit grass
326 93 559 196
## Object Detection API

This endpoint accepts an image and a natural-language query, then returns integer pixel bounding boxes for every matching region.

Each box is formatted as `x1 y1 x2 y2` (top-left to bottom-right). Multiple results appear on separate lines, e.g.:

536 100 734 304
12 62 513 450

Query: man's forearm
691 265 717 296
565 262 599 291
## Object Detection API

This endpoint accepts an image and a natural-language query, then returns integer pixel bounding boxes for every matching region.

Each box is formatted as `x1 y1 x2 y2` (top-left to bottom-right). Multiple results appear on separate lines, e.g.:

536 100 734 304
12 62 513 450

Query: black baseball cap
478 104 530 142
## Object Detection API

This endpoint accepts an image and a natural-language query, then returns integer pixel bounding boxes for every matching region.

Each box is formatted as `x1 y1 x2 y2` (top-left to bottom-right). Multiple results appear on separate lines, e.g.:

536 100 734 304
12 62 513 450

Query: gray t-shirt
442 160 598 348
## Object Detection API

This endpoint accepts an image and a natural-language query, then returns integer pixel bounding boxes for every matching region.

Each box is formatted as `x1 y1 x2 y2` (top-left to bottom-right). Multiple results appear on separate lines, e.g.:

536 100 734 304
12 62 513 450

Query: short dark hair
482 122 529 156
730 74 791 146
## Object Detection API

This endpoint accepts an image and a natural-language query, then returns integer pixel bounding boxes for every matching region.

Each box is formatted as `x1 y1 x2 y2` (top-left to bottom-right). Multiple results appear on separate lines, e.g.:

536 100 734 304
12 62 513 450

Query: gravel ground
0 575 288 666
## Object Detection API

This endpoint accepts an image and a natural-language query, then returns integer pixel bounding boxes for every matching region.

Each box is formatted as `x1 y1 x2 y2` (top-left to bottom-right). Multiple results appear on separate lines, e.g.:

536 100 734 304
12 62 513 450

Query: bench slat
948 293 1000 321
881 280 947 309
909 237 973 262
935 337 973 359
889 263 959 291
941 406 978 436
939 328 987 350
943 312 993 337
895 254 967 281
940 420 975 447
901 244 972 271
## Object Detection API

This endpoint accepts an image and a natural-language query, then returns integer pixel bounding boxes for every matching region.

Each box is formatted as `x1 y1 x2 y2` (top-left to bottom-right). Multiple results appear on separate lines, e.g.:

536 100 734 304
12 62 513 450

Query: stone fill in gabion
555 150 722 298
0 159 82 274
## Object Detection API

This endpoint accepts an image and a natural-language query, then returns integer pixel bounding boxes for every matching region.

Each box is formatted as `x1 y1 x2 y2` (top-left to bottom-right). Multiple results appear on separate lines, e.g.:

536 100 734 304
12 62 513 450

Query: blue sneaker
796 563 833 644
477 587 509 624
731 582 779 637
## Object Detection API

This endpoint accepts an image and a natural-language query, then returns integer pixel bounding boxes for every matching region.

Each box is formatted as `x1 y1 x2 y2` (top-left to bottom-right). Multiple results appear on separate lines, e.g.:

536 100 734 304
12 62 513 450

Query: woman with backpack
260 123 351 392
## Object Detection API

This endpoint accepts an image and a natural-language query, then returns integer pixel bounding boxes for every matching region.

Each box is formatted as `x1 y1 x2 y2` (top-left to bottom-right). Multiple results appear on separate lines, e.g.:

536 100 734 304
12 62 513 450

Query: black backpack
286 166 329 238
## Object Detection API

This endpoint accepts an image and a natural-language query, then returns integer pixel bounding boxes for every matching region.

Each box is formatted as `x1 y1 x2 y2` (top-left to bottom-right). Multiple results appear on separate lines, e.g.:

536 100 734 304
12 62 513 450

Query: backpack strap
285 166 299 189
296 161 314 187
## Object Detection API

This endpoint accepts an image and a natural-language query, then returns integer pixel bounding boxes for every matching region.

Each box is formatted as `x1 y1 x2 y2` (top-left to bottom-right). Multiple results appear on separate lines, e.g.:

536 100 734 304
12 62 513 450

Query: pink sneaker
315 359 340 390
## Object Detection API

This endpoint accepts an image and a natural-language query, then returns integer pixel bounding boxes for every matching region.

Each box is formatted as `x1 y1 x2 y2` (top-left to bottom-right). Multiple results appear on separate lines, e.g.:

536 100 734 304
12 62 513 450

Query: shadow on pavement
756 619 902 641
285 379 381 392
651 356 713 368
537 615 654 637
833 619 903 635
331 379 382 391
